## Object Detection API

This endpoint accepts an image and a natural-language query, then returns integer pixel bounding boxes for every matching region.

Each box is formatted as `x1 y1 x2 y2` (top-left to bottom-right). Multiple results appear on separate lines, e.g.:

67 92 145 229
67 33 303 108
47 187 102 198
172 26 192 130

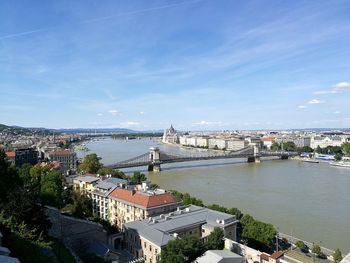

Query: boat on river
330 157 350 168
301 158 319 163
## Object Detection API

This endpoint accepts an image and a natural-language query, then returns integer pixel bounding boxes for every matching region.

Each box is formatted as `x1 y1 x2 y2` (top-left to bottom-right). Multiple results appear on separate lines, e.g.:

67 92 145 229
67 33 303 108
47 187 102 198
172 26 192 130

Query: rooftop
5 151 15 157
109 188 179 208
124 205 237 247
196 250 242 263
74 175 100 183
49 149 74 156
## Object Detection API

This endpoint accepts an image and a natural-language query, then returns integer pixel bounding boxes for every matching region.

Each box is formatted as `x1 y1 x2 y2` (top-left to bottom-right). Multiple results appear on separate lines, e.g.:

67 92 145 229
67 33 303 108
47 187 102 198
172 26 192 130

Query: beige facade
73 175 100 195
108 188 180 230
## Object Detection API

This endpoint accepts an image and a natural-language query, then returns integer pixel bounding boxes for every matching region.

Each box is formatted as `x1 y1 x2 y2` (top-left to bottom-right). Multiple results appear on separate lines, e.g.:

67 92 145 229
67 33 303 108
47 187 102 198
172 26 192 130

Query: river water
76 138 350 252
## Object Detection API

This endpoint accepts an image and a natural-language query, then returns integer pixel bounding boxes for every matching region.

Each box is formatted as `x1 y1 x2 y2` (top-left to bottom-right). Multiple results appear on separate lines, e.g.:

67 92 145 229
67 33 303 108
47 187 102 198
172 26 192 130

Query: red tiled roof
109 188 179 208
49 150 73 156
261 137 275 142
260 253 270 261
271 251 284 259
5 151 15 157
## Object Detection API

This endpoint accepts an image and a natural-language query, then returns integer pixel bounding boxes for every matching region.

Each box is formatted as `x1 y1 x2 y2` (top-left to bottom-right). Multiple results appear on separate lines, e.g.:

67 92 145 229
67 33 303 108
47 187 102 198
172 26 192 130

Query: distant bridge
106 146 297 171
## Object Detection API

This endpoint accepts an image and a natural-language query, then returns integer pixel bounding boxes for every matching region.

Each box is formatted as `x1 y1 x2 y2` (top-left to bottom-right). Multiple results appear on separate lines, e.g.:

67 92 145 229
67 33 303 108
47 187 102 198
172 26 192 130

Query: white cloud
308 99 324 104
193 120 222 126
97 113 103 116
139 111 145 115
108 109 119 115
333 82 350 90
334 111 341 114
298 105 307 109
313 90 337 95
119 121 140 128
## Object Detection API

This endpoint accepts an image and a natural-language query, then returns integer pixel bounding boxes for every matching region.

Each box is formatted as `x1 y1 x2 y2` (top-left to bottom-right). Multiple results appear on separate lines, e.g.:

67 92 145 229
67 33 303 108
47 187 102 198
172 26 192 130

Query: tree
333 248 343 262
295 240 305 250
0 151 22 206
271 142 280 152
130 171 147 184
316 145 322 153
78 153 102 174
206 227 224 250
312 244 321 255
342 142 350 155
62 192 92 219
161 235 204 263
40 170 64 207
240 214 254 226
282 141 296 151
97 167 126 179
334 154 342 161
242 217 277 251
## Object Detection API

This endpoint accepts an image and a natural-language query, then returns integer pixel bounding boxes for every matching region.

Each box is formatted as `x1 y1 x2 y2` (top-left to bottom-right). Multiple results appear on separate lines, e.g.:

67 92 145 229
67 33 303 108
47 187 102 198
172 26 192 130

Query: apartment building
108 187 181 230
91 178 127 221
73 175 100 194
48 149 77 174
124 205 238 263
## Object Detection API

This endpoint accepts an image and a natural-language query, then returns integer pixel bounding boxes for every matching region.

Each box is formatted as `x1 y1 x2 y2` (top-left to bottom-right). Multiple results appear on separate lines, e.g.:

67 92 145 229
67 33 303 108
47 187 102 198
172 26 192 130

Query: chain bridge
106 146 297 171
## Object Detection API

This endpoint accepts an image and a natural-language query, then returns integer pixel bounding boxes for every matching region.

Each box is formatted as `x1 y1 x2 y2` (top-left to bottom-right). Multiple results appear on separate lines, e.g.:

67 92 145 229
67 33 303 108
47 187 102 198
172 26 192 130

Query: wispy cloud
298 105 307 109
108 110 119 115
333 82 350 90
308 99 325 104
192 120 222 126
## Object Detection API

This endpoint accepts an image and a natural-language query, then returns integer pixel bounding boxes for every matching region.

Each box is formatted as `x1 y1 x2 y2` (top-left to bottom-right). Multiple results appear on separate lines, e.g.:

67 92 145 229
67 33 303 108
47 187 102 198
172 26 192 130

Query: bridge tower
247 145 261 163
148 147 161 172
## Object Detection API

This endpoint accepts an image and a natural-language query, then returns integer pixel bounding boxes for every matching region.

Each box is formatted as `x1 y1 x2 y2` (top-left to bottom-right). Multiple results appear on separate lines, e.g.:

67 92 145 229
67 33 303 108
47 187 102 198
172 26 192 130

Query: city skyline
1 0 350 130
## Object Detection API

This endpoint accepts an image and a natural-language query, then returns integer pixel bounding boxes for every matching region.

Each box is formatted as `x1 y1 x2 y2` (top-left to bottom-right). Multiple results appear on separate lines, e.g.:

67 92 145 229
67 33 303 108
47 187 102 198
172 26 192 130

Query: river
76 138 350 252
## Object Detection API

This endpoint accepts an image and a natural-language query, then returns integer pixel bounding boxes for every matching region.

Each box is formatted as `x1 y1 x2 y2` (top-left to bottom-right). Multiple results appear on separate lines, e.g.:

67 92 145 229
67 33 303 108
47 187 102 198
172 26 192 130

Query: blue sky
0 0 350 130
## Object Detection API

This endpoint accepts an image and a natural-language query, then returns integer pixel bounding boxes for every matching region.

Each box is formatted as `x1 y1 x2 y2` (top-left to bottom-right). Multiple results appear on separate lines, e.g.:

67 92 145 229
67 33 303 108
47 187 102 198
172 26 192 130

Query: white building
311 135 346 149
162 125 179 144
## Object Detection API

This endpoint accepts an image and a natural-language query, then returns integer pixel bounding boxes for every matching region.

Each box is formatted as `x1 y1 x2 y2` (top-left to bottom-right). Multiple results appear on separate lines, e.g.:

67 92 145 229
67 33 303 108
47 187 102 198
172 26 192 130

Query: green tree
227 207 243 220
78 153 102 174
316 145 322 153
40 170 64 207
130 171 147 184
97 167 126 179
242 218 277 251
282 141 296 151
240 214 254 226
342 142 350 155
62 192 92 219
271 142 280 151
0 150 22 206
312 244 322 255
206 227 224 250
161 235 204 263
295 240 305 250
334 154 342 161
333 248 343 262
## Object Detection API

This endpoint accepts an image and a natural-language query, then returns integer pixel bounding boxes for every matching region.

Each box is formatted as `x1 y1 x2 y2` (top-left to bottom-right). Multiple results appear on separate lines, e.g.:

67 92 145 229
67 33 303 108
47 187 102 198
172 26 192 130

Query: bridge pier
149 147 161 172
247 156 260 163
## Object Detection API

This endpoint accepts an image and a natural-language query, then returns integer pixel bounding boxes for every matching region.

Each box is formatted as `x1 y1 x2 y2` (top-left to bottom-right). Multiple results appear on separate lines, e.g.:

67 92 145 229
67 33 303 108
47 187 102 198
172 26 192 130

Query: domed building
162 124 179 144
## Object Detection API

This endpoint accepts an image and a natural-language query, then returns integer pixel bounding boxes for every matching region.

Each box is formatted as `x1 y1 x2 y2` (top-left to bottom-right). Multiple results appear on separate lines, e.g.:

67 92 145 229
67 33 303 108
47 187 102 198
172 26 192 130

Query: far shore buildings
124 204 238 263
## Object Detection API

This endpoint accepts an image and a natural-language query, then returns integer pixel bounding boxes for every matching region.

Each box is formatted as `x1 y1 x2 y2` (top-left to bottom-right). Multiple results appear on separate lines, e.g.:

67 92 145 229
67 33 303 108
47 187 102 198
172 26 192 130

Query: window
144 241 147 248
150 245 152 252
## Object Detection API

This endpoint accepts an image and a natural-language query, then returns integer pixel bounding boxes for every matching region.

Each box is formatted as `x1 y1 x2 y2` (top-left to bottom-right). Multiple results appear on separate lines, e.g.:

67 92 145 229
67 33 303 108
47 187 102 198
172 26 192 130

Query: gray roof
104 177 127 185
196 250 242 263
74 175 99 183
124 205 237 247
93 181 118 197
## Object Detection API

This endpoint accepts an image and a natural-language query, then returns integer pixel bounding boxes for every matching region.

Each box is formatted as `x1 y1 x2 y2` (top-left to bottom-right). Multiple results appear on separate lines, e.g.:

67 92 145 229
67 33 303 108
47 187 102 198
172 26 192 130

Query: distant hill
57 128 138 134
